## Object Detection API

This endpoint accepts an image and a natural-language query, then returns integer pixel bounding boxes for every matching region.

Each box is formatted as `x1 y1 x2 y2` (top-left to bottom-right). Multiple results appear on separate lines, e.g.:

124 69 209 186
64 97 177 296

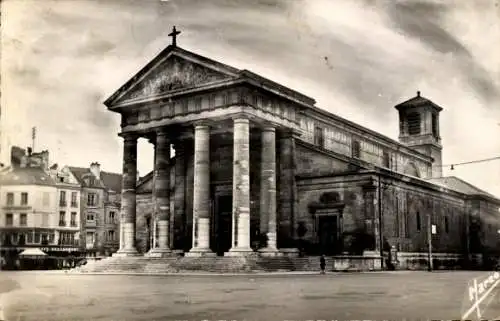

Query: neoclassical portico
107 28 313 257
115 115 285 257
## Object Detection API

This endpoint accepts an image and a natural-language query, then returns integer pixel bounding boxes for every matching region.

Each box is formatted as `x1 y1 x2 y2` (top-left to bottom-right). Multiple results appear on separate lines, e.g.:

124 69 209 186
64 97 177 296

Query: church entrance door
214 195 232 256
318 215 338 255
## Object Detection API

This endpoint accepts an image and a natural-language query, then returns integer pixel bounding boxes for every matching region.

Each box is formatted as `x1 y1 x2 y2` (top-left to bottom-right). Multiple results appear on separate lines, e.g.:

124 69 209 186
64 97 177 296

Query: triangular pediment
106 46 239 107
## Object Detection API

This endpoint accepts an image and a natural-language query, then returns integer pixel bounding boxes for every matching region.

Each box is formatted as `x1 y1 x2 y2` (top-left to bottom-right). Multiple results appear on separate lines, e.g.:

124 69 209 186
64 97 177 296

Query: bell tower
395 91 443 178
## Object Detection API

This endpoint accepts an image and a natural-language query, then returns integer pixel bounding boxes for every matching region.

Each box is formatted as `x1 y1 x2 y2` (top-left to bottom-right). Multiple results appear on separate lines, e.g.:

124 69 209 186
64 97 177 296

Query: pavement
0 270 498 320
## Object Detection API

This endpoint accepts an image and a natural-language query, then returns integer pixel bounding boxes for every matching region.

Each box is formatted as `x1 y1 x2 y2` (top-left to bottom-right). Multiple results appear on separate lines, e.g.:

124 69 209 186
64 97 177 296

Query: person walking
320 255 326 274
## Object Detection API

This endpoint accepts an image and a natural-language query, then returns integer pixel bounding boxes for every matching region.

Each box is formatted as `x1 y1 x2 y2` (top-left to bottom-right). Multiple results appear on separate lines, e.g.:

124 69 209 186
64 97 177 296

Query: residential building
0 148 80 268
69 163 121 257
49 164 82 252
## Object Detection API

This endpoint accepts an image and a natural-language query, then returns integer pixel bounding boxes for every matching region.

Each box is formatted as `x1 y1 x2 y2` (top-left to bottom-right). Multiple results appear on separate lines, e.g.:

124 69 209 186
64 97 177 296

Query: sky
1 0 500 197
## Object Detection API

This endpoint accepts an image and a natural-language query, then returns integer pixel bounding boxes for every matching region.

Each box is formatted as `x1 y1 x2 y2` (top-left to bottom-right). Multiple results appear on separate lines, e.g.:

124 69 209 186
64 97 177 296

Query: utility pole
32 127 36 152
427 212 433 272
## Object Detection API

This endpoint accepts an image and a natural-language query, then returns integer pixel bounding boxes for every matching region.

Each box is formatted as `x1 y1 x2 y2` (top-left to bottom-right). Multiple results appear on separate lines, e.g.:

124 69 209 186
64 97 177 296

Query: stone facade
104 43 500 268
69 163 122 257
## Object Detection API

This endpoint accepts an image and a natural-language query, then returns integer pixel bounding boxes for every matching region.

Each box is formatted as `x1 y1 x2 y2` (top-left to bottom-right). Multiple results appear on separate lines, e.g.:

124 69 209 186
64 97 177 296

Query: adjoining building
69 163 121 258
100 35 500 270
0 148 81 269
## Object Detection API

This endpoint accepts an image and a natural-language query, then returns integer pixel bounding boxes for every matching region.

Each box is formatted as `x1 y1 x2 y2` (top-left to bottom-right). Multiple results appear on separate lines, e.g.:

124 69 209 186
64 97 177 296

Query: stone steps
71 255 358 274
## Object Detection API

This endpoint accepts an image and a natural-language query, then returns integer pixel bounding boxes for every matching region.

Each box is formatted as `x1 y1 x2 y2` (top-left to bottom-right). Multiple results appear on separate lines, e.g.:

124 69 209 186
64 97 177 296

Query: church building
104 28 500 269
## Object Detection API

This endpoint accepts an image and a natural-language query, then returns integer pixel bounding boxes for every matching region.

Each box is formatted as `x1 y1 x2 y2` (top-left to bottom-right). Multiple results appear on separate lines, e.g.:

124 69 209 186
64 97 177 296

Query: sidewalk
15 269 420 277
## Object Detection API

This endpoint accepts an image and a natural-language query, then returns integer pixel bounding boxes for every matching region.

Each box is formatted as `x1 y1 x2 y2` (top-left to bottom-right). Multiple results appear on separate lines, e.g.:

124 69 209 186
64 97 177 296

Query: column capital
278 128 301 139
155 127 170 137
232 117 250 124
119 132 139 142
192 120 212 129
262 126 276 133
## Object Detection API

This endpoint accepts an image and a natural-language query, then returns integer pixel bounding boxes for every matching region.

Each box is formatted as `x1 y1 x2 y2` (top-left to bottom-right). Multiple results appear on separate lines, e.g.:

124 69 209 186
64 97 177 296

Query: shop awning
18 248 48 257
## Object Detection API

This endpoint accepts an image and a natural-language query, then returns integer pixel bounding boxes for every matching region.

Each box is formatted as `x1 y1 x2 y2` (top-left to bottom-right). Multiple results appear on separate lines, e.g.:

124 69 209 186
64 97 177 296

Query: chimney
20 155 28 168
41 150 49 171
90 162 101 179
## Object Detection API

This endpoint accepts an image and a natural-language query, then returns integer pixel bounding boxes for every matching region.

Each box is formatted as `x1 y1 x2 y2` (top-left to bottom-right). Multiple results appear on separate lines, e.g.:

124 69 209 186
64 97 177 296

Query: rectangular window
109 211 115 223
21 192 28 205
416 211 421 231
195 97 202 111
42 213 49 227
60 191 67 207
314 126 324 147
108 230 115 241
86 232 94 244
5 213 13 226
352 140 361 158
34 232 41 243
27 231 33 243
432 114 438 138
6 193 14 205
444 216 449 233
383 150 390 168
71 192 78 207
87 193 97 206
70 212 77 227
20 213 27 226
43 192 50 206
407 112 421 135
87 213 95 221
59 211 66 227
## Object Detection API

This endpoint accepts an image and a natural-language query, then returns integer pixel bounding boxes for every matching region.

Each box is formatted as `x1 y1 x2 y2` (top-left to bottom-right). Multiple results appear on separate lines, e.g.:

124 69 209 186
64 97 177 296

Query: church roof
394 91 443 112
427 176 499 201
0 166 56 186
103 45 316 108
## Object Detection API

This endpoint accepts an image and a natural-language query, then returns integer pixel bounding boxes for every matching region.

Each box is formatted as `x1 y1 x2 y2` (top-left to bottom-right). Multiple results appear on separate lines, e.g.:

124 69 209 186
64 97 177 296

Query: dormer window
407 112 421 135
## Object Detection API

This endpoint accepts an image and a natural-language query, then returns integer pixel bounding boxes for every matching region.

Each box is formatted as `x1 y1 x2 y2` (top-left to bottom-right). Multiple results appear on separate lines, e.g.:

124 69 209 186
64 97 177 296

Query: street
0 271 499 320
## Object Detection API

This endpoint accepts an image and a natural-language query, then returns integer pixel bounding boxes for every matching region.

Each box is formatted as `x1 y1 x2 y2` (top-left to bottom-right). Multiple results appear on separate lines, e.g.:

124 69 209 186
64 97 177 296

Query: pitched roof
104 45 316 109
68 166 122 193
0 166 56 186
427 176 499 201
394 91 443 111
101 171 122 194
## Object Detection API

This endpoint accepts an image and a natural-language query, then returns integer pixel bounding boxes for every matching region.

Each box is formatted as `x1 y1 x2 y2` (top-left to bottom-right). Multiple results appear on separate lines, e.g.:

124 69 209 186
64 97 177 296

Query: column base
113 248 141 257
225 247 256 257
185 248 216 257
145 248 174 258
258 247 282 257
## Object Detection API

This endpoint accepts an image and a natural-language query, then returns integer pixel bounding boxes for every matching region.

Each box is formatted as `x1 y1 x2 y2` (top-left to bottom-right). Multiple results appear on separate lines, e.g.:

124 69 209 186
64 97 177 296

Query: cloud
2 0 500 197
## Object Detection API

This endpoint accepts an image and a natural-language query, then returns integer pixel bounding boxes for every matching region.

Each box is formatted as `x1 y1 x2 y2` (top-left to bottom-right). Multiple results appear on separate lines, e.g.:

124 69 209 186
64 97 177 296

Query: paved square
1 271 500 320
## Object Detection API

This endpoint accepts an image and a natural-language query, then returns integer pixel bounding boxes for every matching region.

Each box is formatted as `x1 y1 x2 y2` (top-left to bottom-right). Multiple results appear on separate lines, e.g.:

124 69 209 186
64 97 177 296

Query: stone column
259 127 278 255
227 118 253 256
186 124 214 256
148 129 172 257
363 182 381 254
173 141 186 251
278 131 296 247
115 134 139 256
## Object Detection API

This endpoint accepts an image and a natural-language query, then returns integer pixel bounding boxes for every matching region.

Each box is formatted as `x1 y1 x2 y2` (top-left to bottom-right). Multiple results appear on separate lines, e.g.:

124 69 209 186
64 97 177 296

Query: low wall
330 253 382 271
395 252 483 270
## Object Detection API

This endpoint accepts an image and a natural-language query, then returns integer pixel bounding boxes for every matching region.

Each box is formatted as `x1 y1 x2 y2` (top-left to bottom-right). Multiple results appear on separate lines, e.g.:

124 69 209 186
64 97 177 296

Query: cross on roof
168 26 181 47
